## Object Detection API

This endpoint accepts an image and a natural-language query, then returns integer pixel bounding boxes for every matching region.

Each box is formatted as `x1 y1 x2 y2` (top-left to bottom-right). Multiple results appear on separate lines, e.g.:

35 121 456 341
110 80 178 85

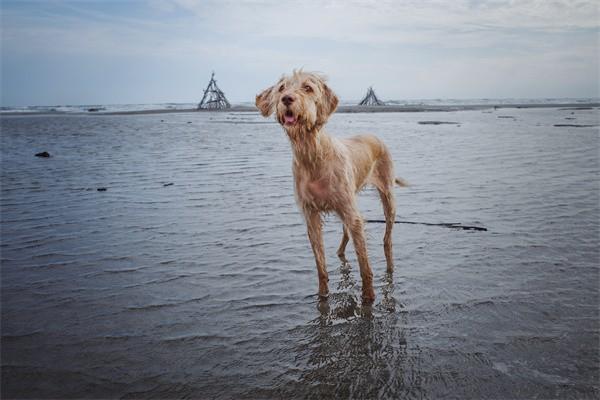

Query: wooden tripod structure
197 72 231 110
359 86 385 106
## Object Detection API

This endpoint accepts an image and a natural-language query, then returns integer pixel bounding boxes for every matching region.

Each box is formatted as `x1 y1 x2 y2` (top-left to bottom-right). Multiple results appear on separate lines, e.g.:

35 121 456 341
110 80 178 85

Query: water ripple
1 109 598 399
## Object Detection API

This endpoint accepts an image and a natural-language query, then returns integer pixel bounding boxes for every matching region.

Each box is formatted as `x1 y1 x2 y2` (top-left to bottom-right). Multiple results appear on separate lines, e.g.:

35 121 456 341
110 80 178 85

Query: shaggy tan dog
256 71 405 303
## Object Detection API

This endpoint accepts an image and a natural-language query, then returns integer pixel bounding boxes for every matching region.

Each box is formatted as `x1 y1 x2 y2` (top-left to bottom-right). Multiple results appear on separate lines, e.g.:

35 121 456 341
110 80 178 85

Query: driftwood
197 72 231 110
358 87 385 106
553 124 597 128
366 219 487 231
418 121 459 125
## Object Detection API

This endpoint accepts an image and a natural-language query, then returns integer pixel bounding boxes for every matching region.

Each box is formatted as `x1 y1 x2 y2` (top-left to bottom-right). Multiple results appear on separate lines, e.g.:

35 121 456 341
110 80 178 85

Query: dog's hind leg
372 150 397 272
305 210 329 298
336 225 350 263
378 187 396 272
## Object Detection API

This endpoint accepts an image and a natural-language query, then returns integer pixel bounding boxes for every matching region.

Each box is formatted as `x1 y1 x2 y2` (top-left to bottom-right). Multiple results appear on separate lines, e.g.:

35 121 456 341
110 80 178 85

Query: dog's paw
361 288 375 304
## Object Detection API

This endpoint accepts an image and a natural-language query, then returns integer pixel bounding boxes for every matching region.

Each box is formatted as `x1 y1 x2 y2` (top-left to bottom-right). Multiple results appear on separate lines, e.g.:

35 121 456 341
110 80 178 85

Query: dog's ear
255 85 275 117
316 82 339 125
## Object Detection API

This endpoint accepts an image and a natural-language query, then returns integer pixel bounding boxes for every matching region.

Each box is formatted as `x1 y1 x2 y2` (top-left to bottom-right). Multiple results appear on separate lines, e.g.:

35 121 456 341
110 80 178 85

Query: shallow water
1 108 599 399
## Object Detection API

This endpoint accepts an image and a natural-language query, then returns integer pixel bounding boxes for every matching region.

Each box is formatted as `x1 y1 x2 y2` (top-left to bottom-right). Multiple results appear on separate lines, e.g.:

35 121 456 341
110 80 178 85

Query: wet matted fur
256 70 406 303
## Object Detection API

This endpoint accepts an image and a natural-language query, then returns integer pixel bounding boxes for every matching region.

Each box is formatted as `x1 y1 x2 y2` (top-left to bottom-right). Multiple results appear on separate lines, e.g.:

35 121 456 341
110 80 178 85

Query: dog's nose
282 95 295 106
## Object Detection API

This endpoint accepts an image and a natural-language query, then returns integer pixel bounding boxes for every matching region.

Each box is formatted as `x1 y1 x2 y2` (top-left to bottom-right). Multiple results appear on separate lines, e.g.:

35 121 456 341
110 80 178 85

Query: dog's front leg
343 211 375 303
304 209 329 298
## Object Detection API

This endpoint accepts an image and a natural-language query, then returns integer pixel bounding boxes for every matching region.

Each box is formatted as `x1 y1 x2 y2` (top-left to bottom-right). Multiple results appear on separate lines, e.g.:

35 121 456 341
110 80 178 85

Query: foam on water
1 108 599 398
0 103 198 114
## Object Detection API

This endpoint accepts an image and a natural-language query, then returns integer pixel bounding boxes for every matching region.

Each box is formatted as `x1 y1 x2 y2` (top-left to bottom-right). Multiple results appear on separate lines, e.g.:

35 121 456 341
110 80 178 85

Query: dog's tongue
284 114 296 124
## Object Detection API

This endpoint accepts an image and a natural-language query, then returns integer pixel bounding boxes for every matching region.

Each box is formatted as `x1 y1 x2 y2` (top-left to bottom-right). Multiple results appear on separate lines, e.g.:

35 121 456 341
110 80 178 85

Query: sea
1 103 599 398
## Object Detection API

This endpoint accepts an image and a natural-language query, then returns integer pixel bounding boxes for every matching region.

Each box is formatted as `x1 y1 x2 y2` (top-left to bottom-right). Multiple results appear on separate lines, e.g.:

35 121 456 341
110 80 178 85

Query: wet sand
1 107 599 398
2 102 599 116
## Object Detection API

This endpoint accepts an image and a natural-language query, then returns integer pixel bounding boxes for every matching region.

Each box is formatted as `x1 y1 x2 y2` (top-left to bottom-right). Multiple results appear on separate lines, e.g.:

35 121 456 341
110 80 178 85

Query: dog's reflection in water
296 263 413 400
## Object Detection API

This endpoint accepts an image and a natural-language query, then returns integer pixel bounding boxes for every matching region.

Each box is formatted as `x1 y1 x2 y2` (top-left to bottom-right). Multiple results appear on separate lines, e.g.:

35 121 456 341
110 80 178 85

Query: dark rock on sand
418 121 460 125
163 182 174 187
35 151 50 158
97 187 107 192
87 108 101 112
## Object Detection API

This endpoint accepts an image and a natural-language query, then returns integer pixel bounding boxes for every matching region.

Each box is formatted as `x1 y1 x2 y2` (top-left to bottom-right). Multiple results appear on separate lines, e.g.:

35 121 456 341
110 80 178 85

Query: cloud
1 0 598 104
165 0 599 45
4 0 597 56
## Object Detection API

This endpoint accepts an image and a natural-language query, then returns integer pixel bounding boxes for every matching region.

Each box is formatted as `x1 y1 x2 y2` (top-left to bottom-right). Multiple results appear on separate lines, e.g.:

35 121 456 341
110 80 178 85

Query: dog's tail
395 177 409 187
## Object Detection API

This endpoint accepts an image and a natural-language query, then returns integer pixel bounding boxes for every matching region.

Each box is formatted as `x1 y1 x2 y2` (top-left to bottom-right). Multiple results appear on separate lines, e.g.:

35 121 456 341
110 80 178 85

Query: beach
2 101 599 116
1 105 599 398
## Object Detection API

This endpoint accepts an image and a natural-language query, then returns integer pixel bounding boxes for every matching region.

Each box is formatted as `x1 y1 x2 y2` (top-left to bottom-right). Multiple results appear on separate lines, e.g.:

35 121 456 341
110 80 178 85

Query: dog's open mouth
284 110 297 126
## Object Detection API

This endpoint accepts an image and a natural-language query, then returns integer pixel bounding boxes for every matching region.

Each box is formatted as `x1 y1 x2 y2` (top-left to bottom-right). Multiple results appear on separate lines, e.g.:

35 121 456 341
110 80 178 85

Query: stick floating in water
366 219 487 231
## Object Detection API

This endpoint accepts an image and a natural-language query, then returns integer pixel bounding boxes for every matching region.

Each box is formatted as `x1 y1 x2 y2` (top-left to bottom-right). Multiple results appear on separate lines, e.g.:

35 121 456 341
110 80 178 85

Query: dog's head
256 70 338 132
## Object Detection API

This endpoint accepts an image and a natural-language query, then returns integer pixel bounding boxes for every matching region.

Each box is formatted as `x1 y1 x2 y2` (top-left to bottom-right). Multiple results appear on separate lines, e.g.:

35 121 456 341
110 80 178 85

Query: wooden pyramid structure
358 86 385 106
197 72 231 110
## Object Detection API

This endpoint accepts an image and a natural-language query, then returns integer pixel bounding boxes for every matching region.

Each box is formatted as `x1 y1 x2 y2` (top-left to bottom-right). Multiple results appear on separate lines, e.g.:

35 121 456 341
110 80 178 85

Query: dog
256 70 406 303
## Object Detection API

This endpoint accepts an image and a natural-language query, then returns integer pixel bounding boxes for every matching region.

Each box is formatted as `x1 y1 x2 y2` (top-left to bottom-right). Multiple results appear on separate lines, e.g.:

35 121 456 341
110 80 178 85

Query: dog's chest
296 175 335 208
307 178 328 200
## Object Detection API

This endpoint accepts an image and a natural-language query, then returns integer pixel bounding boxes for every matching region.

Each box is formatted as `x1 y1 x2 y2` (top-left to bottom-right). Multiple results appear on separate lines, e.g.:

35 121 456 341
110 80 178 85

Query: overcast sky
1 0 599 106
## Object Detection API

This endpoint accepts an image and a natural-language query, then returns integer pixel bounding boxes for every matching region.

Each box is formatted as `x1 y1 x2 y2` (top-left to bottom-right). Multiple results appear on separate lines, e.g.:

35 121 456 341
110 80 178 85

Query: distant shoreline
1 103 598 117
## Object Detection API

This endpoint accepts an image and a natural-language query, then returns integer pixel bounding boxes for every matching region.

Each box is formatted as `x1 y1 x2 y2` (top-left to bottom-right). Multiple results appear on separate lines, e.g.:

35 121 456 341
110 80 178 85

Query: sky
1 0 599 106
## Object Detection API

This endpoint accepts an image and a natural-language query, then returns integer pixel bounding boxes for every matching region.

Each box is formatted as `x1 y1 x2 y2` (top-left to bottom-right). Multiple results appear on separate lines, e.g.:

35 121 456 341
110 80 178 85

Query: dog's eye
278 84 285 92
303 85 313 93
